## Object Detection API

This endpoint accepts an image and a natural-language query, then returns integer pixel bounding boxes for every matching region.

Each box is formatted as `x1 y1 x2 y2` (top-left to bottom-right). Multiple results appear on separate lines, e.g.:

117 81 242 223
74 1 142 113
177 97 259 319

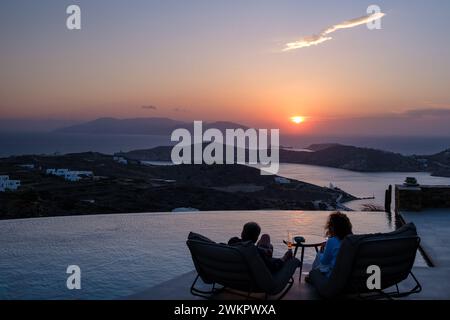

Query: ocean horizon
1 132 449 157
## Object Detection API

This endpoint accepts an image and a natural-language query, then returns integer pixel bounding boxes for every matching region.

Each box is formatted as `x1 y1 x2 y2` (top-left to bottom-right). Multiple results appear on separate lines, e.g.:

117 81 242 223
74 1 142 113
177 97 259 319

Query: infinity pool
0 211 396 299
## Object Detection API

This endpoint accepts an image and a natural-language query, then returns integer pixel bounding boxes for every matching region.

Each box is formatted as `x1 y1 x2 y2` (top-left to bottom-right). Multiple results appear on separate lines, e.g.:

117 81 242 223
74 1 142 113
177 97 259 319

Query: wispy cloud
173 107 189 113
141 105 157 110
402 108 450 118
283 12 385 51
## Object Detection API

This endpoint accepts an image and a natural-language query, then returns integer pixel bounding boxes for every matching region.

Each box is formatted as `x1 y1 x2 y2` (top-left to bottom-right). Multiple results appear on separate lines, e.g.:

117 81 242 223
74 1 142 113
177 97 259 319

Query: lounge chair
309 223 422 299
186 232 300 299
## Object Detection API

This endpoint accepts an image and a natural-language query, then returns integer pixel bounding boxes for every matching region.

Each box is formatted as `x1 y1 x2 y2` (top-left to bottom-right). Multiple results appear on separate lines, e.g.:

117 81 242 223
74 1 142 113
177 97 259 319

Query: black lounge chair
186 232 300 300
309 223 422 299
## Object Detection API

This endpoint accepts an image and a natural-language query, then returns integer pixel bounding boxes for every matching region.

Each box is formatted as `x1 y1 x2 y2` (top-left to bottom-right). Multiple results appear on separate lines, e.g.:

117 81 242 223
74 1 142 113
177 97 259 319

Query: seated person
228 222 292 273
307 212 353 280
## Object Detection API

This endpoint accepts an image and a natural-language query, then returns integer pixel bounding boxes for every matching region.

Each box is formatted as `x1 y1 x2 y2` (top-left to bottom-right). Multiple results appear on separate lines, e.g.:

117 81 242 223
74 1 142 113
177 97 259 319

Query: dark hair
325 212 353 240
241 222 261 243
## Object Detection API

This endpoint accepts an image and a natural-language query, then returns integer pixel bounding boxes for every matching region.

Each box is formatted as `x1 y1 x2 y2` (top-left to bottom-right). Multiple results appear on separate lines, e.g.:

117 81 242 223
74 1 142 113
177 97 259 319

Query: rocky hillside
0 152 355 219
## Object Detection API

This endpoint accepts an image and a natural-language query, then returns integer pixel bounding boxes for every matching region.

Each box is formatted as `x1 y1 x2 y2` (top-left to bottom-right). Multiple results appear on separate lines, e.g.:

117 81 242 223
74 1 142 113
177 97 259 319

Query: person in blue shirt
308 212 353 279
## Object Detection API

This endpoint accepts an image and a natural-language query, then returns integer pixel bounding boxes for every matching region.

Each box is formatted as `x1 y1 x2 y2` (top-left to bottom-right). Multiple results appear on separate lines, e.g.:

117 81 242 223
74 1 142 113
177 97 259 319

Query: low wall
396 184 450 212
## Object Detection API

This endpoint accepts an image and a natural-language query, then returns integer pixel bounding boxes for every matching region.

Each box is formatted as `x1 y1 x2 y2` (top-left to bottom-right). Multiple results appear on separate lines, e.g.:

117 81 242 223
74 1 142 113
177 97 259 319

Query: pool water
0 210 399 299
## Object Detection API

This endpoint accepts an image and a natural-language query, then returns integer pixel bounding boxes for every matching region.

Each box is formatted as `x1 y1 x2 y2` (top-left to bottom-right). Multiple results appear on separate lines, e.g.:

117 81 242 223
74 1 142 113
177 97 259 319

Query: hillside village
0 152 355 219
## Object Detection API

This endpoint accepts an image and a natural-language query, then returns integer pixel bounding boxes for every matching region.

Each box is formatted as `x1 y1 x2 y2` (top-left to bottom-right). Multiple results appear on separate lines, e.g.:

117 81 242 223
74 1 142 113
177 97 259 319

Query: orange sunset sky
1 1 450 135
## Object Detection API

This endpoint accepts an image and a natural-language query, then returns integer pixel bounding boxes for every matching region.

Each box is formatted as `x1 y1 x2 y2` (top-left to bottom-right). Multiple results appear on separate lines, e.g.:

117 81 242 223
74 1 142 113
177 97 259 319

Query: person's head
325 212 353 240
241 222 261 243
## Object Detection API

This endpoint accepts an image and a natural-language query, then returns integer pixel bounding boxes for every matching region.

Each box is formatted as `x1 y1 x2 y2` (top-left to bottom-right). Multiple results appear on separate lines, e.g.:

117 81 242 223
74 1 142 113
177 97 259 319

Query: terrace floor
126 264 437 300
126 264 319 300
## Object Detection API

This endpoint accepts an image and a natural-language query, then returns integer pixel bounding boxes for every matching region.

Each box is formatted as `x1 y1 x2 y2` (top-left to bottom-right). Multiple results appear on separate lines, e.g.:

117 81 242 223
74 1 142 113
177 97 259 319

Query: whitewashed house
5 180 21 190
55 169 70 177
274 177 291 184
64 173 81 182
0 176 21 192
18 164 35 170
46 168 93 182
72 171 93 177
0 175 10 192
46 168 70 176
113 156 128 165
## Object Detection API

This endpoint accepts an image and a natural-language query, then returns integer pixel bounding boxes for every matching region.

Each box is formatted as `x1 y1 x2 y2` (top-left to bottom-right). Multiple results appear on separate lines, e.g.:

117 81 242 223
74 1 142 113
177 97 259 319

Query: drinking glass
287 231 294 251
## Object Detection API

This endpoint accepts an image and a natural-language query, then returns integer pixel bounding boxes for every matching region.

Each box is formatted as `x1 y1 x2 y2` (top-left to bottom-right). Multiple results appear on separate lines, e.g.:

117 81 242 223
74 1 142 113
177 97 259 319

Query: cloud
402 108 450 117
173 107 189 113
141 105 157 110
283 12 385 51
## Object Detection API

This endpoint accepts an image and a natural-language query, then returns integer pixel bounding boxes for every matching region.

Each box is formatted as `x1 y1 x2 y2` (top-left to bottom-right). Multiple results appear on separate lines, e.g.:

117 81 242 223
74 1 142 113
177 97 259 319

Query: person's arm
319 238 337 266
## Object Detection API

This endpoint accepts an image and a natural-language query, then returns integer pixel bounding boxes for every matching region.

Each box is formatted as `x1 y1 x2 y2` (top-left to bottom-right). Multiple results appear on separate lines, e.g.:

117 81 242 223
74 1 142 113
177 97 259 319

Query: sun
290 116 305 124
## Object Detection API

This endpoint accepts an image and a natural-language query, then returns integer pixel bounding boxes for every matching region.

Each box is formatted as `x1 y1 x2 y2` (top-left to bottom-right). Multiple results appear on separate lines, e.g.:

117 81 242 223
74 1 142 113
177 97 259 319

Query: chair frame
190 273 295 300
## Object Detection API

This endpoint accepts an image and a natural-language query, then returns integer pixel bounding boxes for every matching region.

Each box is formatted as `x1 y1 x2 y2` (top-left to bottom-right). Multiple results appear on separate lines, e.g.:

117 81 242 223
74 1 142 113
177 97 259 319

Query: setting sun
291 116 305 124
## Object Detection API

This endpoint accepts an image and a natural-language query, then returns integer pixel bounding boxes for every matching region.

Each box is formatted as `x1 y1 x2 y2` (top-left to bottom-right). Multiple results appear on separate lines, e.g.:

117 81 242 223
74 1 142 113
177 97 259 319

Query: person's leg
305 252 322 284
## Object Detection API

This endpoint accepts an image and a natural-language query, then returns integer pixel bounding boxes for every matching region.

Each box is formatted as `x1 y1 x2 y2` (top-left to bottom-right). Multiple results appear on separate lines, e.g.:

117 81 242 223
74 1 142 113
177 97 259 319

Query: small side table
285 234 326 282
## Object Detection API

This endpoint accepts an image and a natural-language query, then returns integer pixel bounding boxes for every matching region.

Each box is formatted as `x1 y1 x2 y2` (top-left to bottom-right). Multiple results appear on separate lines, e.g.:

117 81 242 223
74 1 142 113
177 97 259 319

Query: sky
1 0 450 135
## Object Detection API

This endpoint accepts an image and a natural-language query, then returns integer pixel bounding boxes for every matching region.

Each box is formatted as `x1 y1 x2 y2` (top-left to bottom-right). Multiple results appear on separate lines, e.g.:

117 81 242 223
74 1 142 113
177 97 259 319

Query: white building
64 173 81 182
55 169 70 176
71 171 93 177
0 176 21 192
274 177 291 184
18 164 35 170
46 168 69 176
113 156 128 165
46 168 93 182
5 180 21 189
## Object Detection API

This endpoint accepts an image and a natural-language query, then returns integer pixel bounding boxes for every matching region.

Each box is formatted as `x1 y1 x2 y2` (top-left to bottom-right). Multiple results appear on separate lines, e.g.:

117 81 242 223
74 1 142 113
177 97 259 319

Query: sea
0 132 173 157
1 132 450 157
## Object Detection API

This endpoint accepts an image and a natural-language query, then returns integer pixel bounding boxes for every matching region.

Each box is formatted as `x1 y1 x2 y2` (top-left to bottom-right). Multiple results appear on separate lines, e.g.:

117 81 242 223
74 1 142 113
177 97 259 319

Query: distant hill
416 148 450 177
279 144 422 172
120 146 173 161
307 143 341 152
118 143 427 173
110 132 450 175
204 121 249 132
420 148 450 163
283 144 450 176
54 117 248 135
